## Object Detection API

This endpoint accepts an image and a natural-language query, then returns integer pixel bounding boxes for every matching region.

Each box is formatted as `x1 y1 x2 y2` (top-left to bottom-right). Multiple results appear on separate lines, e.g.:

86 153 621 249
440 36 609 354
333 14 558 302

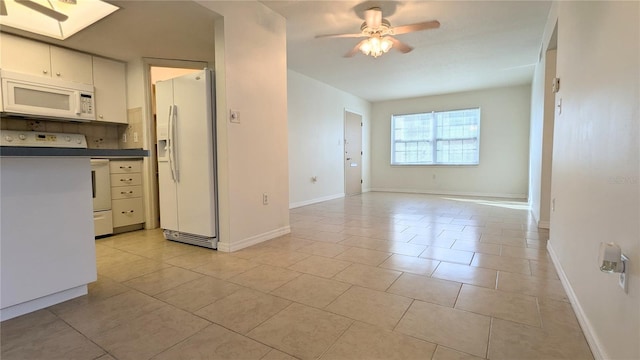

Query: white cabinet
0 157 96 320
93 57 128 124
110 160 144 229
50 46 93 84
0 33 50 77
0 33 93 84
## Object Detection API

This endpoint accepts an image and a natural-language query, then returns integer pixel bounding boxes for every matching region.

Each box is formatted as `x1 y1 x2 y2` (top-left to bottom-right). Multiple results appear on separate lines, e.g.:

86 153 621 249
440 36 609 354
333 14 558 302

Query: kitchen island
0 147 148 321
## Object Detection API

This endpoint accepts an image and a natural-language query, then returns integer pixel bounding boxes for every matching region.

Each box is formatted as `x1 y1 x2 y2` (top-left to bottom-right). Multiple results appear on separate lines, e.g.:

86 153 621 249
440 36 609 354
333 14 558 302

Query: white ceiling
1 0 550 103
0 0 218 63
262 0 551 102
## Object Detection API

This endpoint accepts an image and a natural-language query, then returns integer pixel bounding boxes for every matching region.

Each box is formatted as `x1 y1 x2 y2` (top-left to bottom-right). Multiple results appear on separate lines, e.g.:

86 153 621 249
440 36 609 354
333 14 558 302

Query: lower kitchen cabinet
110 159 144 232
112 197 144 227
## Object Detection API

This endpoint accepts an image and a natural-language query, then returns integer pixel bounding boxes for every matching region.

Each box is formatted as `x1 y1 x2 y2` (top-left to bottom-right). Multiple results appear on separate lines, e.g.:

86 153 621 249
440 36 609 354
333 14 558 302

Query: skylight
0 0 119 40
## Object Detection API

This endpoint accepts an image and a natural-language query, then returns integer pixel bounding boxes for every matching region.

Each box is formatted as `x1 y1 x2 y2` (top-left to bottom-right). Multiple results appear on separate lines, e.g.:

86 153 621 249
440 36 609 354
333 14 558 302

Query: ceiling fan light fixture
359 36 393 58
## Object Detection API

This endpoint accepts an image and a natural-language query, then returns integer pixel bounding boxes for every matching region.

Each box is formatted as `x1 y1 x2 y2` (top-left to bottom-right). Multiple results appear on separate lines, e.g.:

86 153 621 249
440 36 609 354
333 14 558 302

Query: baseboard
529 210 551 230
369 188 527 200
547 241 605 360
289 193 345 209
0 285 87 321
216 226 291 253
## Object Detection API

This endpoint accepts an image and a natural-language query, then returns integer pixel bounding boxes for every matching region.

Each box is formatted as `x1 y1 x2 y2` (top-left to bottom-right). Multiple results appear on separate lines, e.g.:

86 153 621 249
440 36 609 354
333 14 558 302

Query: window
391 108 480 165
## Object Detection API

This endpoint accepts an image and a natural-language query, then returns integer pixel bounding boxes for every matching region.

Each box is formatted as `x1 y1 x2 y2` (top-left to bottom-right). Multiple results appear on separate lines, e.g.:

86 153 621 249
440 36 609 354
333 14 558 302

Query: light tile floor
1 193 594 359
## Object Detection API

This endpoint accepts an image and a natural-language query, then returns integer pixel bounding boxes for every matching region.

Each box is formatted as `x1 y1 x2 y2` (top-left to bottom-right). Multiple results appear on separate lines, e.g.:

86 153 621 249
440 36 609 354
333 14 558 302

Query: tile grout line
315 318 356 360
52 307 116 360
486 316 494 359
391 298 415 332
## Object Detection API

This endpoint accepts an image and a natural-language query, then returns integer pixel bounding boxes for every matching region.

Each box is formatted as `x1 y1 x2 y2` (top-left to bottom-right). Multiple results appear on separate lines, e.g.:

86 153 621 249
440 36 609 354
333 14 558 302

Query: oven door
90 159 111 211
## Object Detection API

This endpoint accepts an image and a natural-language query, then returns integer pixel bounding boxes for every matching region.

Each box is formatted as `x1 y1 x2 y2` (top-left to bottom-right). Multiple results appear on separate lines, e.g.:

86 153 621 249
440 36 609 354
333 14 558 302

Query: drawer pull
121 210 135 214
121 191 134 195
120 178 133 182
119 166 132 169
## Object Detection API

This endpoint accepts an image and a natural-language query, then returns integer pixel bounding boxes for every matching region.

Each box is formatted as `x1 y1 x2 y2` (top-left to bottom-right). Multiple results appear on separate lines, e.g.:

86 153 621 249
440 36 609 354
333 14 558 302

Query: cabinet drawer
110 173 142 186
110 160 142 174
112 198 144 227
94 210 113 237
111 185 142 200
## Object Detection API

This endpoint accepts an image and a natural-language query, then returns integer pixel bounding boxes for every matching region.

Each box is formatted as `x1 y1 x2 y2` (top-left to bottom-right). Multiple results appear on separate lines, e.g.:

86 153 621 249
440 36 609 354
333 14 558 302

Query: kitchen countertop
0 147 149 157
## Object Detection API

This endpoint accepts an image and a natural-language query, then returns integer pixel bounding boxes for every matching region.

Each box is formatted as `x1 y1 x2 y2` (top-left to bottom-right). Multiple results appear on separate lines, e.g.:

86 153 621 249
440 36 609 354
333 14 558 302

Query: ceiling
0 0 218 63
262 0 551 102
1 0 551 103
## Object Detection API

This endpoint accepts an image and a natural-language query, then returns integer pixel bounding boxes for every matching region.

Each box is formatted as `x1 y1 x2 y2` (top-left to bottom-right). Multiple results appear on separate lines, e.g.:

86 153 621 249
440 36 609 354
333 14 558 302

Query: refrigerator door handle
168 105 176 182
169 104 179 182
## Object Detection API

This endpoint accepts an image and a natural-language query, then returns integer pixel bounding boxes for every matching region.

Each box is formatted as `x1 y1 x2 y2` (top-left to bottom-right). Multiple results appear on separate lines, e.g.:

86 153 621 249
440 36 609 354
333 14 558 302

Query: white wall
371 85 531 198
197 1 289 252
541 2 639 359
529 49 556 228
287 70 372 208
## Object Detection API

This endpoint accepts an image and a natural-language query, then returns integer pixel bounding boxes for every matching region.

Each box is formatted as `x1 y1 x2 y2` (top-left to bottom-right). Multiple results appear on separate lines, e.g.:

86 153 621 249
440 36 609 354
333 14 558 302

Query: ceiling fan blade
315 33 365 39
0 1 7 16
15 0 68 22
364 7 382 28
388 36 413 54
393 20 440 35
345 39 368 58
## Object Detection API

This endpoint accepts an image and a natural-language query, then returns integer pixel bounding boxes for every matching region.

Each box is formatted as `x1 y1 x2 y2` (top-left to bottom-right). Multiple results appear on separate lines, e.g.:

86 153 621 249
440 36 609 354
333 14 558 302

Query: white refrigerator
156 69 218 249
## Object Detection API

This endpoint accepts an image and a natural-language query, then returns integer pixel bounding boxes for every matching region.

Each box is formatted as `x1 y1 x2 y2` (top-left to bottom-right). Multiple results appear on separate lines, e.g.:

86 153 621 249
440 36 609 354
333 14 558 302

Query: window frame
390 107 481 166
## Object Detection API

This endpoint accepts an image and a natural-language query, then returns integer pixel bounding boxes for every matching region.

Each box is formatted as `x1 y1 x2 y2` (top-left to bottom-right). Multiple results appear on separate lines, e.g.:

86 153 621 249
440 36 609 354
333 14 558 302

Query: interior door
344 110 362 196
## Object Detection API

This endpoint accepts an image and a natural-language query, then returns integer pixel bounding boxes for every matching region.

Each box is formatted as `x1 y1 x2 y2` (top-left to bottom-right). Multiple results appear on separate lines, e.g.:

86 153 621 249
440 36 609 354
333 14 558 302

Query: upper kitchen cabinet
0 33 50 77
49 46 93 84
0 33 92 84
92 57 127 124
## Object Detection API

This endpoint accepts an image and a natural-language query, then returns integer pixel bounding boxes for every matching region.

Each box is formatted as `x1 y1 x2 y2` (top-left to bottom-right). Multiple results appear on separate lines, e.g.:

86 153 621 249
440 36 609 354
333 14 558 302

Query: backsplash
0 107 145 149
119 108 145 149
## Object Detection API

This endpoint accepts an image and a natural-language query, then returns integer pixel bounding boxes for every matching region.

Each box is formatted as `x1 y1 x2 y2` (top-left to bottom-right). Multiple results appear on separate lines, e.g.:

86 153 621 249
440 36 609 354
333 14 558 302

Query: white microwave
0 70 95 122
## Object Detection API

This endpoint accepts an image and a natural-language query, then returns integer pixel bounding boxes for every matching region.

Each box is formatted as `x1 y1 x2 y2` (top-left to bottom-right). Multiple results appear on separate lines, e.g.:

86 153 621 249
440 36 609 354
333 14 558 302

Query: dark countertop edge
0 147 149 157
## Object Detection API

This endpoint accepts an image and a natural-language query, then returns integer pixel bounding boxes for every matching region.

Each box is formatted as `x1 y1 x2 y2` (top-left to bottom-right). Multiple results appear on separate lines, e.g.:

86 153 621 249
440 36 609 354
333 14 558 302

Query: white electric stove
1 130 87 148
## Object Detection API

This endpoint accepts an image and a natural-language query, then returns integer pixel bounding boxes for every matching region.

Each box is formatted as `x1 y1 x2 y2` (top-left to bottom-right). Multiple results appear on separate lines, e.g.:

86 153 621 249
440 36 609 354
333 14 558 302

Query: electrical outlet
557 98 562 115
28 120 43 131
263 193 269 205
619 254 629 293
133 132 139 142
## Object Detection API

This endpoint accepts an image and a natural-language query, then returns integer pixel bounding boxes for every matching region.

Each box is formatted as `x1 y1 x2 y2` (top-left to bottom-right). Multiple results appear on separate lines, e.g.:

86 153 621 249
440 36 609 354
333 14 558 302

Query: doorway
142 59 207 229
344 110 363 196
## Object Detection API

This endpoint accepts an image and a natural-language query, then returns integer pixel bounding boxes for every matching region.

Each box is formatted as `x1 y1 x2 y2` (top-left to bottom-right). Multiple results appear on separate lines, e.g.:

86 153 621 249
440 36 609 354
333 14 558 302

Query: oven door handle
74 91 82 115
91 170 96 198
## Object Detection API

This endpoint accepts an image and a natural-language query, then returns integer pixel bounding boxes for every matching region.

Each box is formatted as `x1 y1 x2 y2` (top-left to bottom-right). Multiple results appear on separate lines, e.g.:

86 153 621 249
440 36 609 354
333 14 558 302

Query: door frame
142 58 209 229
343 108 363 196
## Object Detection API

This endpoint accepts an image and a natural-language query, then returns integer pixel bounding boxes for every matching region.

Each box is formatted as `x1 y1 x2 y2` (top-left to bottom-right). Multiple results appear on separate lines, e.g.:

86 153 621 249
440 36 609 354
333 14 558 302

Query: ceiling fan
316 7 440 58
0 0 75 22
